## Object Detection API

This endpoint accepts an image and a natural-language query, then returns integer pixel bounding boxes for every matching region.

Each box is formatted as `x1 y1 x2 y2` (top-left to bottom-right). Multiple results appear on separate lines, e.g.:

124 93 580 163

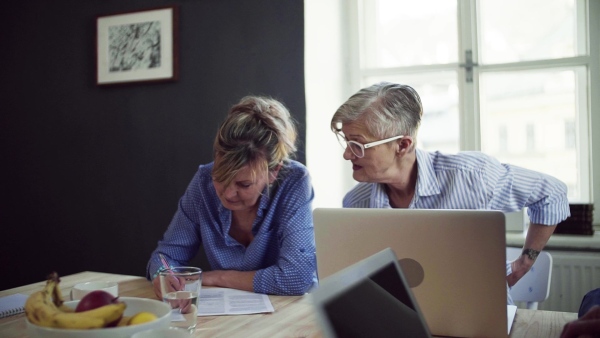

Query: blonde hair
212 96 297 187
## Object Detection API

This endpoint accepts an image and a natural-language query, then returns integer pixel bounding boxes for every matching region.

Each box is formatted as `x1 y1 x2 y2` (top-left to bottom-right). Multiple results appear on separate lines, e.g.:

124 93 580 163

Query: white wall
305 0 357 208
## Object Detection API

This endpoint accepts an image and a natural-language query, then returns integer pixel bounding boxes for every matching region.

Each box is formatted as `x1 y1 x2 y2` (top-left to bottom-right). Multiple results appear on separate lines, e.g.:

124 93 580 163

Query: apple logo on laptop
398 258 425 288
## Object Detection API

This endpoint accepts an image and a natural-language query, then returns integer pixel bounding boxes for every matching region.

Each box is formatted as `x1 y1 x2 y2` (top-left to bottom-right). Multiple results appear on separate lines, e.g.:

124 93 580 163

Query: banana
25 272 61 327
47 303 126 329
58 304 75 313
25 272 126 329
75 302 126 323
45 311 107 329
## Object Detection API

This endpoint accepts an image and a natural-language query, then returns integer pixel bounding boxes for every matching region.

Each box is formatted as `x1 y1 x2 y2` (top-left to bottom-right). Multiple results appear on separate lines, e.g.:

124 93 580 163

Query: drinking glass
70 281 119 300
158 266 202 332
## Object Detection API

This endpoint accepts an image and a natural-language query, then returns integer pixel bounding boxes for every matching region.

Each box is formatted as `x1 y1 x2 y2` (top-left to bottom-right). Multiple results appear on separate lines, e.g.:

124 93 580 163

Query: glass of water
159 266 202 332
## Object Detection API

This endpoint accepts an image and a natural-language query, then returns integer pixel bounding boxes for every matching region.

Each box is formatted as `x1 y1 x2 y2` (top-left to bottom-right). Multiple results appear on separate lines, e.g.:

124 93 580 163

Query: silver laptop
314 208 509 338
311 247 432 338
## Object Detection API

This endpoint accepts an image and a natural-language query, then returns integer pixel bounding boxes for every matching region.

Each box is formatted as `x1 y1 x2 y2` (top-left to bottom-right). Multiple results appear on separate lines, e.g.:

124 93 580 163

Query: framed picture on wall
96 6 179 85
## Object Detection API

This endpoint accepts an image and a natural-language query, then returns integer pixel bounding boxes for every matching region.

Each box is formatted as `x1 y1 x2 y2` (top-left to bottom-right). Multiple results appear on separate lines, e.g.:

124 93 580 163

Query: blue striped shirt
147 160 317 296
343 149 570 305
343 149 570 225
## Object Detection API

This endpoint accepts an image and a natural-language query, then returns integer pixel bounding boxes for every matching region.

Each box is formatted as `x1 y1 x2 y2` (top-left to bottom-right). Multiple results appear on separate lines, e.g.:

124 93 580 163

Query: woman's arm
201 270 256 291
147 170 206 297
507 222 556 287
252 167 317 295
483 159 569 286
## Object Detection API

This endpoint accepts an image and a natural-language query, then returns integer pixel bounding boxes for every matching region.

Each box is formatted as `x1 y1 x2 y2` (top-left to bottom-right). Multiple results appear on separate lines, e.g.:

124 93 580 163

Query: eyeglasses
335 132 404 158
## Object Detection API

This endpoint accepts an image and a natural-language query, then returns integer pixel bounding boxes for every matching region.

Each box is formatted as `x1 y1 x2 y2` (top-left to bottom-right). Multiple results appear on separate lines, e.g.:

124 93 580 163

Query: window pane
479 0 582 64
362 0 458 68
479 68 586 201
364 72 459 153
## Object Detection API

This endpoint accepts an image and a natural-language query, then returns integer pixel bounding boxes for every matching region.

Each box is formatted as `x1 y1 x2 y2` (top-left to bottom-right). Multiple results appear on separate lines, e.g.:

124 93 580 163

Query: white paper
0 294 28 318
507 305 517 334
170 309 186 322
197 288 274 316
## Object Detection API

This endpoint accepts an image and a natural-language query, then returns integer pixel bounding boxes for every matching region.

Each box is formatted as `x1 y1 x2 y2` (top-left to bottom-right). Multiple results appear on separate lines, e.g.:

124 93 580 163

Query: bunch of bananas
24 272 127 329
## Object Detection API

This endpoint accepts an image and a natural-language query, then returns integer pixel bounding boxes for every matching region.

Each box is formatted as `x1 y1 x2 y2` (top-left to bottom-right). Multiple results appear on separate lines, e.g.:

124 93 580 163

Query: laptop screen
312 248 431 338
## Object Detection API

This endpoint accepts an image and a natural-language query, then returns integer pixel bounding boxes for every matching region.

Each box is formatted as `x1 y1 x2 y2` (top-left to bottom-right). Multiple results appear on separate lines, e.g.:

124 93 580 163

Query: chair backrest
506 247 553 310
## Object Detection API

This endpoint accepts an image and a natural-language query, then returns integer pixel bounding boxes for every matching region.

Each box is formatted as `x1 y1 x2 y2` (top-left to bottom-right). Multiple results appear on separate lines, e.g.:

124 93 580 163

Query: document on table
0 294 28 318
197 287 274 316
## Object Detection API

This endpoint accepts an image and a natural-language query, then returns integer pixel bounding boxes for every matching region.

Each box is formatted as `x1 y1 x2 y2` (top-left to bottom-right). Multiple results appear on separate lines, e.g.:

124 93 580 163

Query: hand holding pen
158 254 193 313
159 253 183 292
152 253 182 299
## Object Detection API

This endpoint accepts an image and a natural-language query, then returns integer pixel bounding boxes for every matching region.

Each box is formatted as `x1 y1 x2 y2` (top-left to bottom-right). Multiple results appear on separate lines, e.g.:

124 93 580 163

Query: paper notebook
0 294 28 318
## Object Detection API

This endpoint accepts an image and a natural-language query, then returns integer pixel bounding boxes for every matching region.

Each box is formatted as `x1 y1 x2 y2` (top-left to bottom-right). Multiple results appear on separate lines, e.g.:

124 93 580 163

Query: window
526 124 536 152
305 0 599 214
499 125 508 153
565 120 576 149
351 0 596 204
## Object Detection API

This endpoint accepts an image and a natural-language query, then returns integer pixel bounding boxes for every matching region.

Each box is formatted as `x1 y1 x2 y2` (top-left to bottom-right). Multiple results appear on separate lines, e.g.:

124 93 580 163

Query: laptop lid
314 208 508 338
311 247 432 338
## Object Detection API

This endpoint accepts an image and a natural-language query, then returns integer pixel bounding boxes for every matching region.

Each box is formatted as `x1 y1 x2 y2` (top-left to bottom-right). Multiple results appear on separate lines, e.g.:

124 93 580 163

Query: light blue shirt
343 149 570 305
147 160 317 296
343 149 570 225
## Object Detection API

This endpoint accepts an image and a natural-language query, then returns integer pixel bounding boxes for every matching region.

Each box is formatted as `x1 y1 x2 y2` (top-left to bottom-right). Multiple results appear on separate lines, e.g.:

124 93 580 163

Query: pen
159 253 174 274
159 253 183 304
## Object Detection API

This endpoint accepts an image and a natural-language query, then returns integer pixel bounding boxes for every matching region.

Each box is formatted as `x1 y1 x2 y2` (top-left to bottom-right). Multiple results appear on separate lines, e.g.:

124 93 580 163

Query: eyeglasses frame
336 133 404 158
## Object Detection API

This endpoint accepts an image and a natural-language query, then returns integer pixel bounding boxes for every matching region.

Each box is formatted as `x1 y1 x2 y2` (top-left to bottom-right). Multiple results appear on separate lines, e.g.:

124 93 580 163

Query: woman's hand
507 255 534 287
152 274 182 299
201 271 221 287
152 276 162 299
561 305 600 338
153 274 194 312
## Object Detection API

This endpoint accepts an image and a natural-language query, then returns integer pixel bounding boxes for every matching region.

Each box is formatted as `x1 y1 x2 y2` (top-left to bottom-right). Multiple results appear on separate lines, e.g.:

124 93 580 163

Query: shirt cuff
151 266 167 280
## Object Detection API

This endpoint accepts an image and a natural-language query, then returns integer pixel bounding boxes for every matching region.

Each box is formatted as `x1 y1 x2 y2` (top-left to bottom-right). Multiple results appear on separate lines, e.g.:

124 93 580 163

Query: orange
127 312 158 325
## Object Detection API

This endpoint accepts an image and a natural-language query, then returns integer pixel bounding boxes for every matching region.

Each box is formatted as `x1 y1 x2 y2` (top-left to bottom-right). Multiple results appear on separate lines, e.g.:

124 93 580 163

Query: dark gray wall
0 0 305 290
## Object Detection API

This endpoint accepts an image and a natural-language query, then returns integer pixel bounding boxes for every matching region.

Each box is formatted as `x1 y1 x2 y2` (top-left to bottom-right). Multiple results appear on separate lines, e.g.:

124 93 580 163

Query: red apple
75 290 122 326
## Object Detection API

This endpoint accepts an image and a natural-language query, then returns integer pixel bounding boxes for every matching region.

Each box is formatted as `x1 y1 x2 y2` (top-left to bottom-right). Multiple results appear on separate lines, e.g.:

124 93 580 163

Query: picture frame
96 6 179 86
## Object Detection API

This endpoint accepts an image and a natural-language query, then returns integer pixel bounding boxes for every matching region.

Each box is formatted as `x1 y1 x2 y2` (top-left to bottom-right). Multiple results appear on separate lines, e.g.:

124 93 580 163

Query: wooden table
0 271 577 338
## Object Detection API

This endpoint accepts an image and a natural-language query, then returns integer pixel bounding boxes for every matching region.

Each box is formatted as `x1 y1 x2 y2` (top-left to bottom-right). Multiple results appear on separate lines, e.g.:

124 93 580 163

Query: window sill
506 229 600 251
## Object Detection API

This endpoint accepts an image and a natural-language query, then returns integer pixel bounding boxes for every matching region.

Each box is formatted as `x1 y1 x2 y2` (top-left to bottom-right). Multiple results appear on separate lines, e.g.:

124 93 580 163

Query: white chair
506 247 553 310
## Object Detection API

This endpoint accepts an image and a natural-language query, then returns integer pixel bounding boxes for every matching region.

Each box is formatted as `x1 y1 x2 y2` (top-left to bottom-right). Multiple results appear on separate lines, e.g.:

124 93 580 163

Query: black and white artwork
96 6 177 85
109 21 162 72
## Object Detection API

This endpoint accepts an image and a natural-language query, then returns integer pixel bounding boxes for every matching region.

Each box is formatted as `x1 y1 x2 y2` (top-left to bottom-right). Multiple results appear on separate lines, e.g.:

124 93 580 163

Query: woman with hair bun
148 96 316 296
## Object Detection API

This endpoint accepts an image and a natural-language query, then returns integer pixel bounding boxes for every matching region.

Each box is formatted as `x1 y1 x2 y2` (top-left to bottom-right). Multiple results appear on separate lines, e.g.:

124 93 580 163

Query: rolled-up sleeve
486 160 570 225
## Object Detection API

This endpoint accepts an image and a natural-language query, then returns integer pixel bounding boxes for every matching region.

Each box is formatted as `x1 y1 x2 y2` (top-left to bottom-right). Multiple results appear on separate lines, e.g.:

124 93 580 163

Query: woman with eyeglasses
330 82 570 303
147 96 317 297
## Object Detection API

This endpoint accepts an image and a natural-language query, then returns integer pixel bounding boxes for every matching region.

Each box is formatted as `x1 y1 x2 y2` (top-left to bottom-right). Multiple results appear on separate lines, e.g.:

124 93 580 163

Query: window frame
345 0 600 223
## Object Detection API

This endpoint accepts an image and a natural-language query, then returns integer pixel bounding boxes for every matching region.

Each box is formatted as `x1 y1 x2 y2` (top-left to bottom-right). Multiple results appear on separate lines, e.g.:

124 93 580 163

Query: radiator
539 250 600 312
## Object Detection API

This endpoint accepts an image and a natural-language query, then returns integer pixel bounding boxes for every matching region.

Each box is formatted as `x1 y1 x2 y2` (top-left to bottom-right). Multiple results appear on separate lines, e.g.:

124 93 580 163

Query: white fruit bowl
26 297 172 338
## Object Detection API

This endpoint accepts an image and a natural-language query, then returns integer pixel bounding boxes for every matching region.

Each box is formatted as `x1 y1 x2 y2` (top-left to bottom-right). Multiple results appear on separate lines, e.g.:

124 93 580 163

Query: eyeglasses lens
336 133 365 158
349 142 364 158
336 133 346 149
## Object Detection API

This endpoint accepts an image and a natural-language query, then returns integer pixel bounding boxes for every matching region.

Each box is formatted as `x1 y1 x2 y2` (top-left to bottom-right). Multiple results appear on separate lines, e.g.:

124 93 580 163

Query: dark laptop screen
323 263 430 338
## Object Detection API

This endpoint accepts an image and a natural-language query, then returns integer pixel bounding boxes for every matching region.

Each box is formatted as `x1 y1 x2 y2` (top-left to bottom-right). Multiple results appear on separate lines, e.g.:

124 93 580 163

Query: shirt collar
368 149 441 207
256 185 273 218
415 148 441 197
371 183 392 208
